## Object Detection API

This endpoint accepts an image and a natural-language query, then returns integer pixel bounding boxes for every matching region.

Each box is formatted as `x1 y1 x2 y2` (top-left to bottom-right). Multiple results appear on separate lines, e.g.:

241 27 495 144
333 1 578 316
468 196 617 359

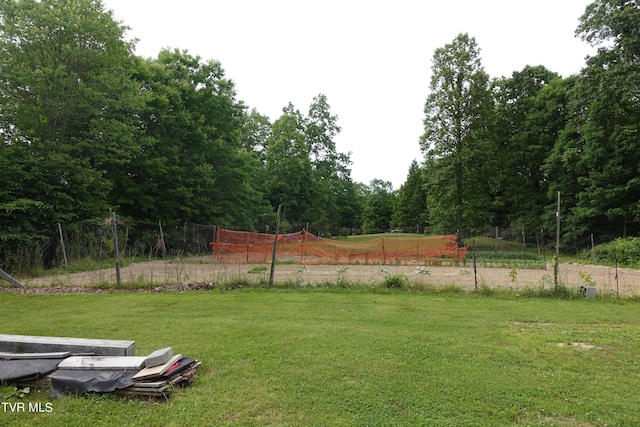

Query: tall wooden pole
301 226 306 263
112 211 122 288
382 237 386 265
615 252 619 296
269 204 282 287
473 240 478 292
554 191 560 288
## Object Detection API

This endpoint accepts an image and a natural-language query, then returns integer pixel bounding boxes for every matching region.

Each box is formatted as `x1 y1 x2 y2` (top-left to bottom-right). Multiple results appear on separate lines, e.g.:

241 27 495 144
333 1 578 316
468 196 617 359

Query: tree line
1 0 638 270
401 0 640 248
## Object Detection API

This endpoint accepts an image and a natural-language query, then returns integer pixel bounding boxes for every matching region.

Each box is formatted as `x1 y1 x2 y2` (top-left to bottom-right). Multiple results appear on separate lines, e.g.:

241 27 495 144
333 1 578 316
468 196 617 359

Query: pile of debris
0 334 200 398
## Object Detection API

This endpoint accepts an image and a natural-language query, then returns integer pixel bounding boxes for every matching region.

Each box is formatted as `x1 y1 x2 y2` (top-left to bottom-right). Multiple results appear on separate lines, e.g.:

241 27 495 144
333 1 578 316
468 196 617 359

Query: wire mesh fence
13 258 639 297
2 219 639 296
0 218 218 274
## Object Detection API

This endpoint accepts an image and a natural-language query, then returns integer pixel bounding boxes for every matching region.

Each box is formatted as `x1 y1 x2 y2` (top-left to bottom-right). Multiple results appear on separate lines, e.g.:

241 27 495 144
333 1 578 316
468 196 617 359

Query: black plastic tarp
0 358 65 384
50 369 136 396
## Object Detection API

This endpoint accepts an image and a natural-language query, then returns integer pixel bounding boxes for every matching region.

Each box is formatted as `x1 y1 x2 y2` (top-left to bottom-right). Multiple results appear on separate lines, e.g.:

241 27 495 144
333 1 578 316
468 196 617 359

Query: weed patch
381 274 408 289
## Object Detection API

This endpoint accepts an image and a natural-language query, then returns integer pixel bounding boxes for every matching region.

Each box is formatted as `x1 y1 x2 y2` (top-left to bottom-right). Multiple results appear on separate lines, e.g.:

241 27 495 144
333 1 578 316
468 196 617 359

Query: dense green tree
241 108 271 164
305 94 353 227
238 108 273 226
361 179 395 232
391 160 428 229
563 0 640 240
0 0 142 243
135 50 270 227
577 0 640 57
332 178 364 230
265 108 314 225
493 66 564 231
420 33 495 232
262 96 357 231
306 95 344 173
541 81 586 244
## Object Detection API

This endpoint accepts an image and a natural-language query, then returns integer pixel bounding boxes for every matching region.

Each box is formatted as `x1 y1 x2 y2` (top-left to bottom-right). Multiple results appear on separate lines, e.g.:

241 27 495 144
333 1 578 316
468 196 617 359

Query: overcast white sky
102 0 596 189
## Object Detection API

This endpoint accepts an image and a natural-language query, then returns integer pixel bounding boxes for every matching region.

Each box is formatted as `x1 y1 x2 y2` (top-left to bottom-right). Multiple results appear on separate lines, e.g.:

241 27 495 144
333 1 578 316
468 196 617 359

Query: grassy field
1 289 639 426
341 232 434 242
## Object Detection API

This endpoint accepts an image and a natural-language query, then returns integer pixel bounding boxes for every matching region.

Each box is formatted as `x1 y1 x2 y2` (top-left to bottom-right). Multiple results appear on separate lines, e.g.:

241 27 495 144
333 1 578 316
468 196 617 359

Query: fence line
2 219 639 297
12 260 640 297
212 229 467 265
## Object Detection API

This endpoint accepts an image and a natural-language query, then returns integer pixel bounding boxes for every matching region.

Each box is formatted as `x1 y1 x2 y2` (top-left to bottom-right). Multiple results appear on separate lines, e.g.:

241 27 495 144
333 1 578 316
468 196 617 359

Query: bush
224 278 251 290
381 274 408 289
593 237 640 266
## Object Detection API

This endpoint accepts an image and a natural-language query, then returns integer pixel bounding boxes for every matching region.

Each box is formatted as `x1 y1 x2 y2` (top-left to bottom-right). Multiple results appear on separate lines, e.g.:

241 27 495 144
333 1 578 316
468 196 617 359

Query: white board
57 356 146 370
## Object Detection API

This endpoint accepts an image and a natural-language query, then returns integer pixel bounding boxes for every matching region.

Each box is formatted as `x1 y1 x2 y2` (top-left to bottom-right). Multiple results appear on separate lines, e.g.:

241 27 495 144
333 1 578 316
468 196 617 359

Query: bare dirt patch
4 258 640 296
557 342 597 350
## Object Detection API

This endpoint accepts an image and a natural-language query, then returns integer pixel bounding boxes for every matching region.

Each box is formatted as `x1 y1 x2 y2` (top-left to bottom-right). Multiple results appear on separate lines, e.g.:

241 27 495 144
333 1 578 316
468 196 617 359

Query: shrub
224 278 251 290
593 237 640 266
381 274 408 289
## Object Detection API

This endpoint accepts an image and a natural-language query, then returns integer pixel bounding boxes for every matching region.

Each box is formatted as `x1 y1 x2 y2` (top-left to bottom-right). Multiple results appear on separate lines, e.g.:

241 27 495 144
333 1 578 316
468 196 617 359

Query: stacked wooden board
118 348 202 397
0 335 200 399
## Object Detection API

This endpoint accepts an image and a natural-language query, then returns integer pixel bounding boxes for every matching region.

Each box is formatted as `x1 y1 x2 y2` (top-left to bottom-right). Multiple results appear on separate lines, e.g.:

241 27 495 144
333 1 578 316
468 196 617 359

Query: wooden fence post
269 204 282 287
473 240 478 292
112 211 122 288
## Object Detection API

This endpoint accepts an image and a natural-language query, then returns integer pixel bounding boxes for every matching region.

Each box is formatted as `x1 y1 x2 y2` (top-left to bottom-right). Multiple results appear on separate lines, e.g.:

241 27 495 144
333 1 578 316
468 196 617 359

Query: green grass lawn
342 232 433 242
1 290 639 426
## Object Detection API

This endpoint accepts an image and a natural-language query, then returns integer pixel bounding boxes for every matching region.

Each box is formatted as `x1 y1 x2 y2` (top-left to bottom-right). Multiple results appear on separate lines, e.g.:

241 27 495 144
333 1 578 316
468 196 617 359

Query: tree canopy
420 33 494 232
1 0 640 270
414 1 639 245
0 0 141 247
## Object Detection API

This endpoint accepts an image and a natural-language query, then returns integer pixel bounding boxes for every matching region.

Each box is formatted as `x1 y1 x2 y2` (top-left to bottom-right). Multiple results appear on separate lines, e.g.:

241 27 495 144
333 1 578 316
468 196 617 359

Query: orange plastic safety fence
210 229 467 265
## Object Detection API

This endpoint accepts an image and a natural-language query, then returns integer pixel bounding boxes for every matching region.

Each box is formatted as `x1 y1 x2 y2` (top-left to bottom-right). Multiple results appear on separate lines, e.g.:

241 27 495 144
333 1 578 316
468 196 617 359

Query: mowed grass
1 290 639 426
